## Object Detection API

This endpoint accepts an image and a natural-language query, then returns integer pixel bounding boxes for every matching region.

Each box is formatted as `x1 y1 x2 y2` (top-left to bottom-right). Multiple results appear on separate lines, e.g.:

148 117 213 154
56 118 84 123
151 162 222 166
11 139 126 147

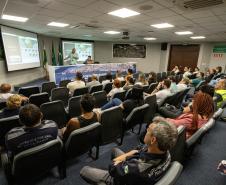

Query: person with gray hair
80 117 178 185
86 74 101 88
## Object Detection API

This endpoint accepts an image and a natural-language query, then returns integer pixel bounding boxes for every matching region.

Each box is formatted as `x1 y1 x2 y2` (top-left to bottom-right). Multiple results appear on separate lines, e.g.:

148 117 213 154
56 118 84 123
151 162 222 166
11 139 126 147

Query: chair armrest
1 151 12 179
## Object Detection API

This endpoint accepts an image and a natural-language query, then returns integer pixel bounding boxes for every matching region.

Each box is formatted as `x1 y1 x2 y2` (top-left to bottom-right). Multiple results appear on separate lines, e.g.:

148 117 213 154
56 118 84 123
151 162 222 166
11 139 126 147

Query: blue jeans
101 98 122 110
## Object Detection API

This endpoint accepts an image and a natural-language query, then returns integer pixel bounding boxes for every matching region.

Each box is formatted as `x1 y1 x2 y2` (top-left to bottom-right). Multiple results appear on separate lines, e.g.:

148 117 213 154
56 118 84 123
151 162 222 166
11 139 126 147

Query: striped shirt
5 120 58 157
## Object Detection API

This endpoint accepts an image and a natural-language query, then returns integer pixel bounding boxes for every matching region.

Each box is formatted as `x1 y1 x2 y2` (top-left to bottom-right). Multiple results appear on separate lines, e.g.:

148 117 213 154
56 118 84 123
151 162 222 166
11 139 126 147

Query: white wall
94 41 162 73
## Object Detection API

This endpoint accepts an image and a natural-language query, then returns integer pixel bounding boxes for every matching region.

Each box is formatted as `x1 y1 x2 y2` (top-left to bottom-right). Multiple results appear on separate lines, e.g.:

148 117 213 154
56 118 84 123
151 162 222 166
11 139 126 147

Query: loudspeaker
161 43 168 50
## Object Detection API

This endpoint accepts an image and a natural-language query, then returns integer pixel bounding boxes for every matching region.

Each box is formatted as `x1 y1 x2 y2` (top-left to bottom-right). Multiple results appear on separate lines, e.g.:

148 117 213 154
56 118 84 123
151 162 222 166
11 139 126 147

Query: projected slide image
63 41 93 62
1 26 40 71
19 37 39 63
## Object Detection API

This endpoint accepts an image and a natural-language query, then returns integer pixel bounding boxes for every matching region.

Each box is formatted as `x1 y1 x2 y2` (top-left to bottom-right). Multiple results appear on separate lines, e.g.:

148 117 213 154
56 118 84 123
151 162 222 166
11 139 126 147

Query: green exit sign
213 45 226 53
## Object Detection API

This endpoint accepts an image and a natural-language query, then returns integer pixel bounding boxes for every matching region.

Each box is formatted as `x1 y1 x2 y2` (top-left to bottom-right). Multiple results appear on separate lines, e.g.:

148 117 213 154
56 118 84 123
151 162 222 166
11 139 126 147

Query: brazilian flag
52 41 56 66
58 42 63 66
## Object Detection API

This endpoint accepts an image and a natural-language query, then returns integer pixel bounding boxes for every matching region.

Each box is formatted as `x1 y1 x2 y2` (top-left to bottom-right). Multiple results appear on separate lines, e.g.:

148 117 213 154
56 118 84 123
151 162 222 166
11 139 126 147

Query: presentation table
48 63 136 84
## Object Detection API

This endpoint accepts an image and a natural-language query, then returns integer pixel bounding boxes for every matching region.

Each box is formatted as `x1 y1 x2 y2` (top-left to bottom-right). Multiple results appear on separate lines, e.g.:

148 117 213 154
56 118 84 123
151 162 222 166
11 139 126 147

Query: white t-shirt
177 84 187 92
155 89 172 106
102 80 111 86
0 93 14 101
86 80 100 88
183 71 191 78
108 87 124 99
67 80 85 94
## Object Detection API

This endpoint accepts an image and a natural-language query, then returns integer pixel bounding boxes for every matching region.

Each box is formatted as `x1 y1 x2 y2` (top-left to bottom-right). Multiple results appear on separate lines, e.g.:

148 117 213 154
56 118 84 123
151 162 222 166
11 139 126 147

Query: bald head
1 83 11 93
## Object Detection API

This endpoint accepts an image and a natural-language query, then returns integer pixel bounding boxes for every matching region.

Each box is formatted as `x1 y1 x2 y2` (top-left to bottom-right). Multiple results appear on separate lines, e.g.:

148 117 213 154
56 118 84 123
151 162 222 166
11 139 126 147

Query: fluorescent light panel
104 31 120 34
175 31 193 35
108 8 140 18
47 22 69 27
1 14 28 22
151 23 174 29
190 36 206 39
144 37 157 40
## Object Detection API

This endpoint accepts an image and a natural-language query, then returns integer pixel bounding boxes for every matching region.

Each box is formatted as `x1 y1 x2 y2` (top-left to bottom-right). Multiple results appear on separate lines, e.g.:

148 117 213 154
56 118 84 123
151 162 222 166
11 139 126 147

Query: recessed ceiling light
144 37 157 40
1 14 28 22
190 36 206 39
175 31 193 35
151 23 174 29
108 8 140 18
83 34 92 37
104 31 120 34
47 22 69 27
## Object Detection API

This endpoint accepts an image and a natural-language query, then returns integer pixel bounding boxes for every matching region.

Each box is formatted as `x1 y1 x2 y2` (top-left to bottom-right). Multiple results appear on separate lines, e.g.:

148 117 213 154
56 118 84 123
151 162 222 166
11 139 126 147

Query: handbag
159 103 183 118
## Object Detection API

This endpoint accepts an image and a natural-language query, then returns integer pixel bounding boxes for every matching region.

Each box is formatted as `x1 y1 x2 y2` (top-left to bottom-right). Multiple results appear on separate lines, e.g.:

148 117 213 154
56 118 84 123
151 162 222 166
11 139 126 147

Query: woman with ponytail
166 92 214 138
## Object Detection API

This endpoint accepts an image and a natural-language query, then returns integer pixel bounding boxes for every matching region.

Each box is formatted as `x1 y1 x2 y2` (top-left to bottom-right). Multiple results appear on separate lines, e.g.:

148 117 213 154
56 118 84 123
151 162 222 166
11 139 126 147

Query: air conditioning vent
171 0 224 10
70 23 100 29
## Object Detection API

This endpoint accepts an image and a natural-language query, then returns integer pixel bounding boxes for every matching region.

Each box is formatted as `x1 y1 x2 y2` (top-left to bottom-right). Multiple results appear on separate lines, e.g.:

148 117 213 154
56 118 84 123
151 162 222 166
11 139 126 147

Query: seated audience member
135 73 148 86
148 71 157 85
126 68 133 79
215 66 223 78
80 117 178 185
123 76 135 91
166 92 214 138
0 95 22 119
148 79 172 106
168 76 177 94
190 72 204 87
193 67 200 77
62 94 100 141
102 73 112 85
67 72 85 94
101 84 144 117
84 56 93 64
205 68 216 83
172 65 180 74
199 84 214 97
5 104 58 157
0 83 14 101
86 74 100 88
177 78 189 92
183 66 192 78
214 79 226 108
107 79 123 99
115 70 124 81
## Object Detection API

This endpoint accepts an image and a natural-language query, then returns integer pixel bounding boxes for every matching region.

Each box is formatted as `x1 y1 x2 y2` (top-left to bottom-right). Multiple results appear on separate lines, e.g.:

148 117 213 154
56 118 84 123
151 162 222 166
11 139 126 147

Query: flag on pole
52 41 57 66
42 40 47 68
58 42 63 66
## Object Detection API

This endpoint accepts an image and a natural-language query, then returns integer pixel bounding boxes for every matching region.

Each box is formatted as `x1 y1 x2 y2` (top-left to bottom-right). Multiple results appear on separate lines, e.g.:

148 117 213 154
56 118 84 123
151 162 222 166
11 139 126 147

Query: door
168 45 200 71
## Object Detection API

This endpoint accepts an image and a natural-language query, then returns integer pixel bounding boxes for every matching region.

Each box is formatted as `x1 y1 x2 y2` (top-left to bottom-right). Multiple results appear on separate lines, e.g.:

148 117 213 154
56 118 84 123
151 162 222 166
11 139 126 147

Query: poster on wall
113 44 146 58
210 45 226 71
213 45 226 58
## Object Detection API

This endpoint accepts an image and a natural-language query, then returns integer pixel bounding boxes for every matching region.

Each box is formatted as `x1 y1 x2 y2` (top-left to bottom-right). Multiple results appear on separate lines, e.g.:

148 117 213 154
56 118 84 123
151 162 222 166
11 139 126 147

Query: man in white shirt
86 74 100 88
0 83 14 101
150 79 172 106
64 48 79 65
177 78 189 92
67 72 85 94
183 66 191 78
107 79 123 99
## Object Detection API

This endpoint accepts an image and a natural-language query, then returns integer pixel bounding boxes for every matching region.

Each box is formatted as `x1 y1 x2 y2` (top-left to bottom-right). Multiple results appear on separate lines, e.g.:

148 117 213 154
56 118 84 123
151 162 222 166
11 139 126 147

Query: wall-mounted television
113 44 146 58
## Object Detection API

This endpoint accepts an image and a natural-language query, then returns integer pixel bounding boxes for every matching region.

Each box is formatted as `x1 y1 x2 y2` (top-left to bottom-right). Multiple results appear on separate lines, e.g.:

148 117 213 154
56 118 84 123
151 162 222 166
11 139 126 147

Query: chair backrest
148 82 158 94
120 80 126 87
100 106 123 145
89 84 103 94
156 73 162 82
65 122 101 159
142 85 149 93
162 72 167 79
112 91 126 101
154 161 183 185
51 87 69 107
0 116 20 146
41 82 56 96
68 96 82 118
161 91 180 107
73 86 89 97
144 95 157 124
173 88 191 108
59 79 71 87
29 92 49 107
98 76 106 83
40 100 68 128
92 91 107 108
0 101 6 110
125 104 149 130
12 138 63 181
170 126 186 163
18 86 40 97
103 82 113 94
